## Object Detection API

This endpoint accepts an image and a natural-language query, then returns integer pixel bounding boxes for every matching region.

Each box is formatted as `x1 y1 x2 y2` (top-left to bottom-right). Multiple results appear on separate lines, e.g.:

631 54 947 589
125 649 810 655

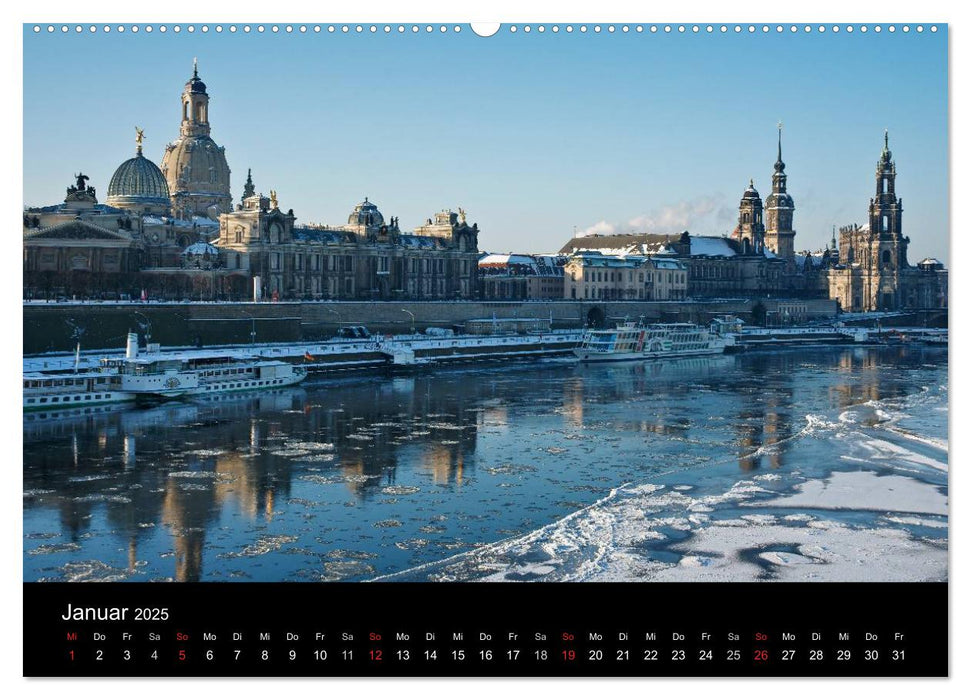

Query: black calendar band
23 581 947 677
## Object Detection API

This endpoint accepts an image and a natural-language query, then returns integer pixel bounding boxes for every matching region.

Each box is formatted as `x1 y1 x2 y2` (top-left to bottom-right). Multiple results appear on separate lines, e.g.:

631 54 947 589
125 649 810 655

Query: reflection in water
23 347 946 582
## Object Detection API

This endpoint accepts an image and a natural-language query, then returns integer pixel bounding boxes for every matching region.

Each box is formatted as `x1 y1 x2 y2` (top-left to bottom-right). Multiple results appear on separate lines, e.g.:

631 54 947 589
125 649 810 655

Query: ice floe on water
221 534 299 558
378 463 948 583
381 486 421 495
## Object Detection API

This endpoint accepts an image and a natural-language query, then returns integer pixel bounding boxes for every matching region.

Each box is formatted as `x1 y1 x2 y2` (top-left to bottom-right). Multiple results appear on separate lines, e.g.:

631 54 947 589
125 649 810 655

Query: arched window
882 250 892 265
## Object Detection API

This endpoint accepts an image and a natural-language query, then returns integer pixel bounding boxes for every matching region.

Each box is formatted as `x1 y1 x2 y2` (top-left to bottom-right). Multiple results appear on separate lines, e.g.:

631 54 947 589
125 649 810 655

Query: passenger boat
23 371 136 411
574 322 730 363
24 333 308 410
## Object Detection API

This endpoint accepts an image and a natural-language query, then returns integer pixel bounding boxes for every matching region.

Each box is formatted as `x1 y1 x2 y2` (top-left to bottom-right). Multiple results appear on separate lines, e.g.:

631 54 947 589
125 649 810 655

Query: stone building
160 61 232 219
478 254 565 300
827 132 947 311
214 185 481 301
23 63 483 302
22 165 213 299
23 218 142 300
562 251 687 301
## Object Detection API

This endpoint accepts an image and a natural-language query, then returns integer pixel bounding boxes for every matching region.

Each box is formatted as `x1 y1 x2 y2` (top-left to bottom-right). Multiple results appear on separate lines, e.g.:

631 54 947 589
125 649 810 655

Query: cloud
578 195 736 238
627 196 722 232
576 220 616 237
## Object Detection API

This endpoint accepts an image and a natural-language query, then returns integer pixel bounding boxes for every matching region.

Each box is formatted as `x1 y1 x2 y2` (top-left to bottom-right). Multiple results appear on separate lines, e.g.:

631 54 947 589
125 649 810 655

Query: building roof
107 152 170 207
182 242 219 256
689 236 737 257
24 219 133 243
292 227 353 244
558 232 681 255
348 198 384 227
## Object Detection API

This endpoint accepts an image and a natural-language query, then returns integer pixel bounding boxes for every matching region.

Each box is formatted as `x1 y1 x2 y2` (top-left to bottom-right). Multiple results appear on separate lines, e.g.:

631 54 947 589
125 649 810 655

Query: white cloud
576 220 616 237
578 195 736 237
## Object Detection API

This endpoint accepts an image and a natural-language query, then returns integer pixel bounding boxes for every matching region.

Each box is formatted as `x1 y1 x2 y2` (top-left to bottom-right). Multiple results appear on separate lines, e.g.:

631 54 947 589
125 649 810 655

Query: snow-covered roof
689 236 736 257
182 242 219 256
479 253 537 266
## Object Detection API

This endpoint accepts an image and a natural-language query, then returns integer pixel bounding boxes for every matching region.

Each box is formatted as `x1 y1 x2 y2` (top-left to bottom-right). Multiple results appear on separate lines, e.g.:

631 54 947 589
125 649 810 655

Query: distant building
560 129 946 312
23 63 482 302
215 188 480 301
827 132 947 311
478 253 565 300
562 251 687 301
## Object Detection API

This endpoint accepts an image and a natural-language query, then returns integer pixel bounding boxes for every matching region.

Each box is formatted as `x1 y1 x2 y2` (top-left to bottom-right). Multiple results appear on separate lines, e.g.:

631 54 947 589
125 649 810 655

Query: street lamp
324 307 342 335
401 308 415 335
240 310 257 344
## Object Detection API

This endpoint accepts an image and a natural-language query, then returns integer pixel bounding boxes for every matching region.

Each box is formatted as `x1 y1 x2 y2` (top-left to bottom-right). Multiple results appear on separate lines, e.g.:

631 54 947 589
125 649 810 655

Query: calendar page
20 14 949 679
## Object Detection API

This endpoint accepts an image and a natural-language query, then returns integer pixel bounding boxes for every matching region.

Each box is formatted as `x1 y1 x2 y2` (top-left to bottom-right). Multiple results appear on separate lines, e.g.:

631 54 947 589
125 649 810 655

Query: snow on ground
754 470 947 516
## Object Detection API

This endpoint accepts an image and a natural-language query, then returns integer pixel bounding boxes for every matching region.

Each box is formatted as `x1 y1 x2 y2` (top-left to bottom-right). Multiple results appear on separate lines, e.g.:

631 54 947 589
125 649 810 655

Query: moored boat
24 333 308 410
574 322 729 363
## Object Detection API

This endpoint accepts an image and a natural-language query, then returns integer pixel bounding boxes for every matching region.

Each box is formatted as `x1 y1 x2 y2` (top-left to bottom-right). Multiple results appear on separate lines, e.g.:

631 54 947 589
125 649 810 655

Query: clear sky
22 24 948 263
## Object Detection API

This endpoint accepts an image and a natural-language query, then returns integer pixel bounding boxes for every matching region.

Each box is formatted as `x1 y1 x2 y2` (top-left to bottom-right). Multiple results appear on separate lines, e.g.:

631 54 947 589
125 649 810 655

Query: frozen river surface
23 346 947 583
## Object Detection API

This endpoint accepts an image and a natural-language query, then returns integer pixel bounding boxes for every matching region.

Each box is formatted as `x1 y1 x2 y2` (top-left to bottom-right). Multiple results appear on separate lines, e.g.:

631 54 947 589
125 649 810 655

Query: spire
774 121 786 172
193 57 198 79
880 128 893 163
242 168 255 200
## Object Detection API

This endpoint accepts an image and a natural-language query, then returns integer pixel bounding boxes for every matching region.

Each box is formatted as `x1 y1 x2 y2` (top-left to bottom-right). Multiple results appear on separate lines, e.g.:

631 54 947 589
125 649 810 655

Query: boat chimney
125 332 139 360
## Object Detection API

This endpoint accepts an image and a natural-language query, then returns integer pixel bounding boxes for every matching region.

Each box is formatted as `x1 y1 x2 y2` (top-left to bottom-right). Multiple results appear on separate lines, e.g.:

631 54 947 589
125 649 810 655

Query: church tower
764 123 796 260
161 60 233 219
734 179 765 254
869 130 904 241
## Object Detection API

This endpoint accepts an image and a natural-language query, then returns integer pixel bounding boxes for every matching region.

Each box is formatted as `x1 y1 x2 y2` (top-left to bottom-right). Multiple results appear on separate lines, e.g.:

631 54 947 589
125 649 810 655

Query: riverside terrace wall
22 298 839 354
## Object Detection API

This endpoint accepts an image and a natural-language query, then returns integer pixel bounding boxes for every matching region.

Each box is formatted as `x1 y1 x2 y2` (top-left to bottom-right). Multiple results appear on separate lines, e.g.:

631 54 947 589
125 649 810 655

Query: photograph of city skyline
23 23 947 587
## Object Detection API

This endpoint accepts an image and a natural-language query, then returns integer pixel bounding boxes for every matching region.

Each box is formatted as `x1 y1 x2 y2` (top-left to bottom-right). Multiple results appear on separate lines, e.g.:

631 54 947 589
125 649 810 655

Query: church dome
742 180 761 201
106 151 171 213
161 136 232 216
348 197 385 227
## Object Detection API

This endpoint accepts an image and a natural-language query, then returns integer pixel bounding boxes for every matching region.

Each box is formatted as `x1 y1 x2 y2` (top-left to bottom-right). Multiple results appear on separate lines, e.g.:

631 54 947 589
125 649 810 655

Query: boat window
94 394 102 400
39 398 47 403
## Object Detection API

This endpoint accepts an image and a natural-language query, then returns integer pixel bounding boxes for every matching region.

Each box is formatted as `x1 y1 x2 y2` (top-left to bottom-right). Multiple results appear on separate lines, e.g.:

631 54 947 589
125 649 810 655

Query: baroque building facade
23 63 482 302
827 132 947 311
215 185 480 301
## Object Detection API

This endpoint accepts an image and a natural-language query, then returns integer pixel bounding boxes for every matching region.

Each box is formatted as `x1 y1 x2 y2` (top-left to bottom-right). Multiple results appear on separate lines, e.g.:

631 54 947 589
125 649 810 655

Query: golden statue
269 190 278 209
458 207 467 224
135 126 145 153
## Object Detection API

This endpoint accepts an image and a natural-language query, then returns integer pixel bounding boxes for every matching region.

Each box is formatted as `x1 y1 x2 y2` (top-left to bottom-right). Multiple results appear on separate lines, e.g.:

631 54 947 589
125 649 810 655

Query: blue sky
23 25 948 263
